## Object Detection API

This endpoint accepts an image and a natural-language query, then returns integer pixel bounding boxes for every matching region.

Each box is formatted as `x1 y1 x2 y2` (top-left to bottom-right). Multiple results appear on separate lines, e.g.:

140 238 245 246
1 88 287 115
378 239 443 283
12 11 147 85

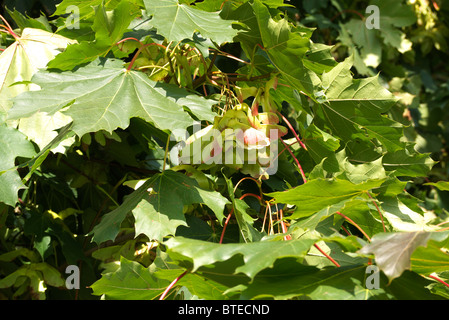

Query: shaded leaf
164 236 316 279
92 170 229 244
424 181 449 191
252 0 320 95
91 256 169 299
320 55 401 156
0 125 36 206
48 0 140 70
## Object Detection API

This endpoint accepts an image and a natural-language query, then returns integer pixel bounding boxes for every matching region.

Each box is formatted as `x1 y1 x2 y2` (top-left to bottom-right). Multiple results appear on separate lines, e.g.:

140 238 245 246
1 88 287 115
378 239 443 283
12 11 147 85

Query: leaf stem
429 274 449 289
279 209 291 241
280 139 307 183
219 193 262 244
276 111 307 151
219 208 234 244
233 176 262 199
126 43 167 71
116 37 143 46
0 15 19 40
336 211 371 242
162 135 171 172
313 243 341 267
366 192 386 232
159 270 189 300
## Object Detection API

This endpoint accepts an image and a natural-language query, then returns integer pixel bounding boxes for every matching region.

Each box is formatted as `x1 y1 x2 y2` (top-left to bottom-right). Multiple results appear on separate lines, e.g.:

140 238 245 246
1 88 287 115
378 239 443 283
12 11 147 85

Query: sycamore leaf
9 59 217 137
17 112 75 153
239 263 380 300
383 148 436 177
379 196 438 232
48 0 139 70
371 0 416 53
238 260 442 300
0 28 76 114
91 256 169 300
267 178 385 219
319 55 402 157
164 236 316 279
92 170 229 244
53 0 123 19
0 125 36 206
358 231 435 282
303 42 339 74
341 19 381 68
144 0 238 45
424 181 449 191
252 0 320 96
152 249 233 299
410 231 449 275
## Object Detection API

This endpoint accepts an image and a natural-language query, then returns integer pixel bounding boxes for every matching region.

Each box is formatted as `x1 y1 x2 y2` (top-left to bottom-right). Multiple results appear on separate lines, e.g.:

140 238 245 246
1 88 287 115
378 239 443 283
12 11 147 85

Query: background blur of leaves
288 0 449 217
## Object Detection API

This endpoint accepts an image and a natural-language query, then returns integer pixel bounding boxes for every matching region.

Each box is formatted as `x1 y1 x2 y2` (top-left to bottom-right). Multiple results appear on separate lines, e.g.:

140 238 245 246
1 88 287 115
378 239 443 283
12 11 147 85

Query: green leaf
410 231 449 275
303 42 339 74
379 196 438 232
300 123 340 168
144 0 238 44
424 181 449 191
0 262 64 289
0 125 36 206
267 178 384 219
164 236 316 279
53 0 124 20
9 59 212 137
0 28 76 114
371 0 416 53
91 256 169 299
341 19 382 68
153 249 232 299
92 170 229 244
223 173 263 243
48 0 140 70
252 0 320 95
6 9 53 32
238 262 387 300
383 149 436 177
316 55 405 159
17 112 74 153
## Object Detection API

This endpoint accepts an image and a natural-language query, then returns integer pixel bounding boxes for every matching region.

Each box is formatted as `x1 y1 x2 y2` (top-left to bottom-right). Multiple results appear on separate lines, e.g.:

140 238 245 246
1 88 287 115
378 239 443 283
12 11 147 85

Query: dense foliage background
1 0 449 300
